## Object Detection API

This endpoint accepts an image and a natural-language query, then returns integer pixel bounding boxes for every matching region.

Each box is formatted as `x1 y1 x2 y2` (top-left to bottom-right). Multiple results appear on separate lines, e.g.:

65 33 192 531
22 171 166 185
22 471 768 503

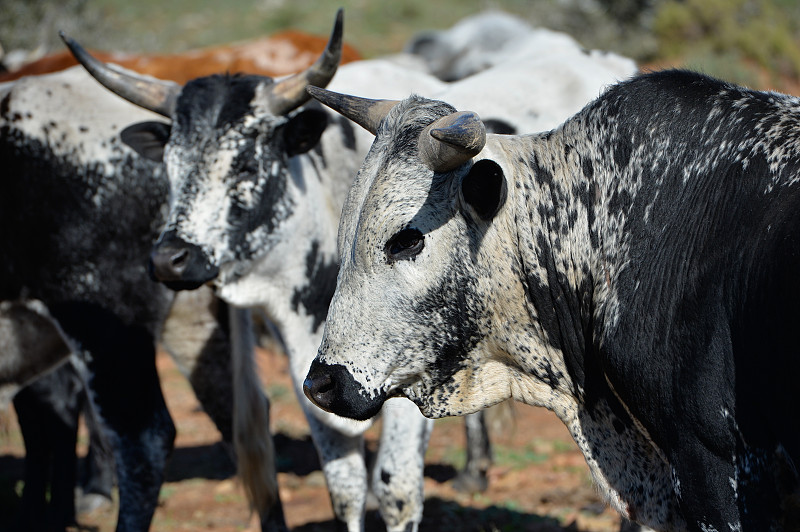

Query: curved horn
418 111 486 172
308 86 399 135
59 31 180 118
265 8 345 116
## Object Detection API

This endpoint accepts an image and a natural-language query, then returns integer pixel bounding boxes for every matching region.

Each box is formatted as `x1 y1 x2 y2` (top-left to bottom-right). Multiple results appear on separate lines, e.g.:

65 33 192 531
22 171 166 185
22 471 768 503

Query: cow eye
385 228 424 262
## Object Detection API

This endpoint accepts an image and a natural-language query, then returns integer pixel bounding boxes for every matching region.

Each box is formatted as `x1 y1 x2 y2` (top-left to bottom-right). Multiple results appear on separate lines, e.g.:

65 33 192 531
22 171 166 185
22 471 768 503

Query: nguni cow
66 9 640 528
0 29 361 83
304 69 800 531
3 23 368 532
0 64 285 531
63 10 439 532
405 10 634 83
1 23 365 531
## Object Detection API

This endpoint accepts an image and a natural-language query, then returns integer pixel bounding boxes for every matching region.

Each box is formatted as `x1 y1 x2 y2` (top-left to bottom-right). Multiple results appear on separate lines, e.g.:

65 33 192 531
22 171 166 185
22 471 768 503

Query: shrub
653 0 800 80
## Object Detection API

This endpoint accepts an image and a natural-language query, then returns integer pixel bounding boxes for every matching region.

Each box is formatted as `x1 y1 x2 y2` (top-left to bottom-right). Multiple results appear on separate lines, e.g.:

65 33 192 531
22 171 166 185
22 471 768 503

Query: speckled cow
63 11 441 532
0 66 259 530
65 10 640 530
305 70 800 531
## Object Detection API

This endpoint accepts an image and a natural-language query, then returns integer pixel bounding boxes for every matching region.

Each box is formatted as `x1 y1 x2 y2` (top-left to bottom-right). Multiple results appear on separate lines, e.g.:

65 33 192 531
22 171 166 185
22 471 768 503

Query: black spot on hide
173 74 263 135
291 241 339 332
483 118 517 135
530 153 554 186
609 188 632 215
0 93 11 120
581 156 594 180
412 264 484 395
0 123 170 326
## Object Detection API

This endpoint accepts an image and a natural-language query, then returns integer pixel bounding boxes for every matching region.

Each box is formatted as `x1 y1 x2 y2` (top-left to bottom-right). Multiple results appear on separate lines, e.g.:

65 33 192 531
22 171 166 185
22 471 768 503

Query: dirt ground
0 346 630 532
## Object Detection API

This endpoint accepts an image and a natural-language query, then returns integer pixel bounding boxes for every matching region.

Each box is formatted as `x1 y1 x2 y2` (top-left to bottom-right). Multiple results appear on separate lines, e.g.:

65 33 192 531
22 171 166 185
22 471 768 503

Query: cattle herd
0 7 797 532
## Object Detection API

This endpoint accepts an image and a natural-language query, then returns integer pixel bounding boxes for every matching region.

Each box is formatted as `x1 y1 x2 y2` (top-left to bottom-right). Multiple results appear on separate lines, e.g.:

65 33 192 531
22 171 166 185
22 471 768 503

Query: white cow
406 10 635 82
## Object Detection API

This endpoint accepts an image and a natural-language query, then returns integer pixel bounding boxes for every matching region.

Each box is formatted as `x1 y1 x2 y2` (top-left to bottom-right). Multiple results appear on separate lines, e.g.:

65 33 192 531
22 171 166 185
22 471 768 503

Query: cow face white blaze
305 96 540 420
62 12 344 297
122 75 330 292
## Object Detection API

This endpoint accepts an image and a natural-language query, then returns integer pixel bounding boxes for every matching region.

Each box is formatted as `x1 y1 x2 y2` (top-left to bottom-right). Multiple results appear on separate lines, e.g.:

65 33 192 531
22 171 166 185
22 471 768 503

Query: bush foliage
654 0 800 82
2 0 800 90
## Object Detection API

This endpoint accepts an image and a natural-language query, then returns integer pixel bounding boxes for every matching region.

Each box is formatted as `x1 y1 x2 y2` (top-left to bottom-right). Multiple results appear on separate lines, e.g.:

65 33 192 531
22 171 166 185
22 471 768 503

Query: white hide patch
3 66 161 167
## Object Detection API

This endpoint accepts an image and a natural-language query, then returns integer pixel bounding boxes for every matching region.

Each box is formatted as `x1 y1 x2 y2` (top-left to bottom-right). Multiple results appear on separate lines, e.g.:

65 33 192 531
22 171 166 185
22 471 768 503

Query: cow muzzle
303 359 386 421
149 233 219 291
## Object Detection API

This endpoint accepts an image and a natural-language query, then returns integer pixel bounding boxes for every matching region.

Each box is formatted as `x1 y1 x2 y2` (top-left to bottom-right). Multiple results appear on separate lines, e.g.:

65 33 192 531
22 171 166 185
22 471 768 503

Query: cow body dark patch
0 127 170 323
291 241 339 332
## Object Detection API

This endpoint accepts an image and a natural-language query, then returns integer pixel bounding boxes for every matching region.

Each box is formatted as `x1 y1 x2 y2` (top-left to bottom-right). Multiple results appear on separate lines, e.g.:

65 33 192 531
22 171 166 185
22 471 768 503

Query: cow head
61 10 344 293
301 88 557 421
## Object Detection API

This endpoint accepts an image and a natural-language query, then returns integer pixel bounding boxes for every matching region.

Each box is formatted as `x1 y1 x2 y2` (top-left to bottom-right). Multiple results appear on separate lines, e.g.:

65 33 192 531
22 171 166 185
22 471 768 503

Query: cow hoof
75 491 114 515
451 470 489 493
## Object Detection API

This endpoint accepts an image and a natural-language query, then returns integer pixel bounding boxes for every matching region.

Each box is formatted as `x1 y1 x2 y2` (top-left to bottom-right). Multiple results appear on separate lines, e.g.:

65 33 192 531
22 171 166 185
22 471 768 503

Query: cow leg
161 288 236 448
304 414 368 532
13 361 81 532
49 395 81 532
82 341 174 532
51 303 175 532
76 388 116 515
452 411 492 493
371 398 433 532
228 306 286 532
14 389 54 531
667 434 740 531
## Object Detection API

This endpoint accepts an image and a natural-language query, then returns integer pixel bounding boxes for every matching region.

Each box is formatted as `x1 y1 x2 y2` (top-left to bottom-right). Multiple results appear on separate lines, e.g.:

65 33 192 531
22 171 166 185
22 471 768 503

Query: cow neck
501 132 599 402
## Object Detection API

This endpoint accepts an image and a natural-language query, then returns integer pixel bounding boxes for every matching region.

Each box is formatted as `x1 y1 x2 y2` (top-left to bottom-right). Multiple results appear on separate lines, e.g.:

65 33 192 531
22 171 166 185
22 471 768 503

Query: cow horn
59 31 180 118
265 8 345 116
418 111 486 172
307 86 399 135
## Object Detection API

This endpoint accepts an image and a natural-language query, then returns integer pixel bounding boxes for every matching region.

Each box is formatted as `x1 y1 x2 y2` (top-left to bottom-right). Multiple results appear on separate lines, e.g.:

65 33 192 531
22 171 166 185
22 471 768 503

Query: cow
0 64 284 531
0 30 361 83
303 69 800 531
1 20 367 531
61 10 451 530
66 10 641 528
405 10 634 83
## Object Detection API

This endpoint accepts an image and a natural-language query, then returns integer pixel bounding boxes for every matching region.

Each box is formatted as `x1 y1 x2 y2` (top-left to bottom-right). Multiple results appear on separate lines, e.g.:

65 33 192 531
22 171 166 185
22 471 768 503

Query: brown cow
0 29 360 83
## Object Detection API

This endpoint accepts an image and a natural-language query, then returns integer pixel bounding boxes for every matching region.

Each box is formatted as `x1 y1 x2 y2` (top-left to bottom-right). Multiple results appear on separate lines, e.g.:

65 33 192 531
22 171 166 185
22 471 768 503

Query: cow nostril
149 235 218 289
303 374 335 411
150 246 192 280
169 248 190 272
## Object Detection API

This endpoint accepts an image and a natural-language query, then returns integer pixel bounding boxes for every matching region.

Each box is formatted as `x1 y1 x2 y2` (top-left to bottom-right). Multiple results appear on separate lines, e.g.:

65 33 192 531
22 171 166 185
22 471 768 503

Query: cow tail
229 306 280 522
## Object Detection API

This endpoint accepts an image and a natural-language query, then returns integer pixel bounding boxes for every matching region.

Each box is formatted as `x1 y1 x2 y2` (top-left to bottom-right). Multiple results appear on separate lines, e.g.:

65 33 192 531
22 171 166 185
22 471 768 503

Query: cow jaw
400 357 515 418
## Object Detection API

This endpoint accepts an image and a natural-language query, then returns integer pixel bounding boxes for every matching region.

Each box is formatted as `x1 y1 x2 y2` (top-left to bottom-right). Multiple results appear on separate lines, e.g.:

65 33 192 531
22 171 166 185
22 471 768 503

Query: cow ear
120 121 171 162
460 159 507 221
284 109 329 157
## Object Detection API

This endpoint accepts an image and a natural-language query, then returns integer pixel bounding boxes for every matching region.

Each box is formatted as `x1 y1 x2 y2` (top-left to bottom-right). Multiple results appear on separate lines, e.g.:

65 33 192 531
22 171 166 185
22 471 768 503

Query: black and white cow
304 70 800 531
62 12 446 531
66 10 639 528
0 65 282 531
